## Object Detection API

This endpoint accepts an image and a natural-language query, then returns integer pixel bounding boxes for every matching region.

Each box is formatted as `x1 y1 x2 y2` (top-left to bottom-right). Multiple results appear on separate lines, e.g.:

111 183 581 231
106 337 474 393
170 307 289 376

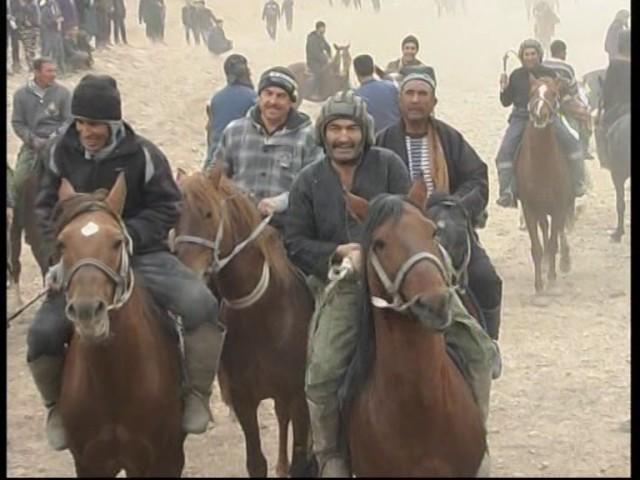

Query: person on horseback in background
376 72 504 343
209 66 322 231
204 54 257 167
495 38 586 208
543 39 594 159
599 29 630 167
384 35 436 80
29 74 226 451
285 90 499 477
11 57 71 262
306 20 332 101
604 9 629 63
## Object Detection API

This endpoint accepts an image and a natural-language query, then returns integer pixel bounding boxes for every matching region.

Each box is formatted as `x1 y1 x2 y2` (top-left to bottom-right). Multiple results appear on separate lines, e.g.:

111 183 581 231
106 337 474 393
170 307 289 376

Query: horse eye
205 211 213 219
373 239 385 251
112 238 123 249
56 240 65 252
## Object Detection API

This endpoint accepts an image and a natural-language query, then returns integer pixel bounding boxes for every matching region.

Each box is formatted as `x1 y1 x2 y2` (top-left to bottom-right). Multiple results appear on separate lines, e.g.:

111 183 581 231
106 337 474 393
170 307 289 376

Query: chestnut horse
173 167 315 477
341 181 486 476
54 173 185 477
288 44 351 105
516 76 574 292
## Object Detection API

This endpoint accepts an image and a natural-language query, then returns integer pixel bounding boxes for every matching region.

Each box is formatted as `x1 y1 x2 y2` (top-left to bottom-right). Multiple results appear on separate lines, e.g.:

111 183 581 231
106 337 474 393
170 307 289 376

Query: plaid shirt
211 106 323 201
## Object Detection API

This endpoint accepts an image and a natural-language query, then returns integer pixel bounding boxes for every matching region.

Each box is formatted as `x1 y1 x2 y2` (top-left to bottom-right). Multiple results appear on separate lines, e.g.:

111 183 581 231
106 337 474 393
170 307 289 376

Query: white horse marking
81 221 100 237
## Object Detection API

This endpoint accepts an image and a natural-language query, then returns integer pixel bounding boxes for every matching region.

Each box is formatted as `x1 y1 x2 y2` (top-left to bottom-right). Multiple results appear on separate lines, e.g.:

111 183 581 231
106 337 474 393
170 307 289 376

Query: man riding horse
495 38 586 208
28 74 226 451
306 21 332 101
284 91 498 476
376 71 504 344
384 35 436 85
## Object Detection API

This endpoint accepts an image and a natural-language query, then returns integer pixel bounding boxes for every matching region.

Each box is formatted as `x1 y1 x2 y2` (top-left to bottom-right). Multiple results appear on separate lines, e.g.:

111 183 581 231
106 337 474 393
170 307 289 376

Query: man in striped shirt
376 72 504 343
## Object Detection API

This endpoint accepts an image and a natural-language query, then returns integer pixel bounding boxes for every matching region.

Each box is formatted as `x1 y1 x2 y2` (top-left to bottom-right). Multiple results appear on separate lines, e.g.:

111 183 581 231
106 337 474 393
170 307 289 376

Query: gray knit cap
400 72 436 93
518 38 544 61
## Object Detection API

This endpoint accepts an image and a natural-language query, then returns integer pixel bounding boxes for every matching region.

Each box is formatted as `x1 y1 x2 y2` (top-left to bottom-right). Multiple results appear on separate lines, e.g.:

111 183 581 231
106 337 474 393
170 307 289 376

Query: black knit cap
402 34 420 50
258 66 298 102
71 74 122 121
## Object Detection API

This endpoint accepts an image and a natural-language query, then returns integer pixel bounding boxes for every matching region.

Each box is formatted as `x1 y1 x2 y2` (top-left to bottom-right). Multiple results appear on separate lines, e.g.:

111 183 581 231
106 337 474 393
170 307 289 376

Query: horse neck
525 122 562 163
371 308 450 400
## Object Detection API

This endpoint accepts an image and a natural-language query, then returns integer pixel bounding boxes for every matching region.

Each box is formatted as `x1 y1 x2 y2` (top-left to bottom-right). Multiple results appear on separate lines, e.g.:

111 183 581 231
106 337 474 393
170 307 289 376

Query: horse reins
173 194 274 309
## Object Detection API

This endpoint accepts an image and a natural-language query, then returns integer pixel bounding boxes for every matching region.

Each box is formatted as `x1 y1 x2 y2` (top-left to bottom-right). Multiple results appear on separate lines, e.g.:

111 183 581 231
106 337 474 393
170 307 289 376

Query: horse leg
547 216 560 285
522 206 544 292
73 457 120 477
9 214 23 306
610 176 625 242
559 228 571 273
274 397 291 477
539 214 550 270
233 397 268 477
518 206 527 231
289 391 316 478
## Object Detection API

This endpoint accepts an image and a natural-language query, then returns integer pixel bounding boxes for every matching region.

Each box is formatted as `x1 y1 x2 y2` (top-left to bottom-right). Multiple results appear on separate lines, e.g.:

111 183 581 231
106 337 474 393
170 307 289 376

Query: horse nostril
65 303 77 320
94 300 107 317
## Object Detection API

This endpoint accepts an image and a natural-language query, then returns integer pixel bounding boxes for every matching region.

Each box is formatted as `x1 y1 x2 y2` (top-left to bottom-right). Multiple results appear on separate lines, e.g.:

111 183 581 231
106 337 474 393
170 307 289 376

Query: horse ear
58 178 76 202
105 172 127 215
333 43 339 51
207 162 223 188
344 190 369 223
407 178 428 211
175 167 187 186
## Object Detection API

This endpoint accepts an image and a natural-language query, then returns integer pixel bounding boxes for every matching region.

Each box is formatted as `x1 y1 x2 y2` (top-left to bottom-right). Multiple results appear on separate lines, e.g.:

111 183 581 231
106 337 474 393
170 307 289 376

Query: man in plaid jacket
209 66 323 230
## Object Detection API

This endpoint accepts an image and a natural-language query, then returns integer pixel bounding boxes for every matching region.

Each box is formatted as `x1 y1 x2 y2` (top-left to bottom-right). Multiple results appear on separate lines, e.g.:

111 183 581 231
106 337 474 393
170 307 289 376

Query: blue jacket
355 78 401 134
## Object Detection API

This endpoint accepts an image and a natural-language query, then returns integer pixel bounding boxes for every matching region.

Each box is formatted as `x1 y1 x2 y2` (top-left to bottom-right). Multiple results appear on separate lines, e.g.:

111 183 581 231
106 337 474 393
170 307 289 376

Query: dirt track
6 0 630 476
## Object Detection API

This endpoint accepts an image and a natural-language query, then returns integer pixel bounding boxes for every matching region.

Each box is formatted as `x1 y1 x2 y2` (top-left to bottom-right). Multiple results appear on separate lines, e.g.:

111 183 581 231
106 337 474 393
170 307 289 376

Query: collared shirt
212 105 322 202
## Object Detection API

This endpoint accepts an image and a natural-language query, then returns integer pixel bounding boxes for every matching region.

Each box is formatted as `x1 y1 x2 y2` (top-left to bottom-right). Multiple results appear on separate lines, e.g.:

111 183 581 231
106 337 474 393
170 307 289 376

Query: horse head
55 172 133 343
528 75 561 129
331 43 352 79
345 180 453 330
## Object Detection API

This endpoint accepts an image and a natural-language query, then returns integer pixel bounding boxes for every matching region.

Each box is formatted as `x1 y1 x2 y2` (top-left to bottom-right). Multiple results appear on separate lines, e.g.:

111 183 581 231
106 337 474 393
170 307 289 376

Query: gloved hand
44 261 64 292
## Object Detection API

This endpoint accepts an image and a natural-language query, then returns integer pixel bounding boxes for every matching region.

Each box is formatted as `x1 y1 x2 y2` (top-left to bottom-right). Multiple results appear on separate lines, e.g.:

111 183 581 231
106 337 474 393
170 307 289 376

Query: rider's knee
173 283 220 332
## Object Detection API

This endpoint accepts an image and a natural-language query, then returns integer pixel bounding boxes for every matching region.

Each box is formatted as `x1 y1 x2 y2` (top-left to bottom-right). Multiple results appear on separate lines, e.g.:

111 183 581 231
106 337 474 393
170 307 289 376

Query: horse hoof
610 233 623 243
530 294 550 307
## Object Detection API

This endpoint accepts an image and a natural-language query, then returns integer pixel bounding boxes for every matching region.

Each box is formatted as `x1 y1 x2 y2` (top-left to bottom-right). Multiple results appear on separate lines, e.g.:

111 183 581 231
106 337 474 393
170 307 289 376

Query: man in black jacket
495 38 585 208
305 20 331 100
28 75 225 451
376 71 503 342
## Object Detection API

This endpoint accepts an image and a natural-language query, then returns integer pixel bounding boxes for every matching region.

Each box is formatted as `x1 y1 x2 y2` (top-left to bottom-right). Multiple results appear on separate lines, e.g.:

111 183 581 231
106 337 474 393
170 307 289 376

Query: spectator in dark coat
111 0 126 44
604 9 629 62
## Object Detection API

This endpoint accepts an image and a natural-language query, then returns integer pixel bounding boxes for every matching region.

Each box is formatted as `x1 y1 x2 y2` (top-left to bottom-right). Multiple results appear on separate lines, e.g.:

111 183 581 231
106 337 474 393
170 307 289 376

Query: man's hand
30 136 48 151
257 197 278 216
7 207 13 226
44 261 64 292
334 243 363 272
500 73 508 91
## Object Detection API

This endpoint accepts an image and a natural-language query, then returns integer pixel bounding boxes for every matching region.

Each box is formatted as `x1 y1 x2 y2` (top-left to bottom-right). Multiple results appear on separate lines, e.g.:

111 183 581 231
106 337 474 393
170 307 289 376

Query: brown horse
9 170 50 304
173 166 315 477
55 173 185 477
288 44 351 105
516 76 573 292
341 181 486 476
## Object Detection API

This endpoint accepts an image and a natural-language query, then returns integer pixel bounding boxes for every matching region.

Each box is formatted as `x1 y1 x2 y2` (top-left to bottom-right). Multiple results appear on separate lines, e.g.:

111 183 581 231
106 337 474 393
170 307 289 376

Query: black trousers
466 236 502 312
112 15 127 43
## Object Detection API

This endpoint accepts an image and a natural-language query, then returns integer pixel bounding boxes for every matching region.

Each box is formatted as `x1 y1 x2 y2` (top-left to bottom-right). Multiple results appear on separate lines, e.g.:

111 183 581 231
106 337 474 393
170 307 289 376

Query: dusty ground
6 0 630 476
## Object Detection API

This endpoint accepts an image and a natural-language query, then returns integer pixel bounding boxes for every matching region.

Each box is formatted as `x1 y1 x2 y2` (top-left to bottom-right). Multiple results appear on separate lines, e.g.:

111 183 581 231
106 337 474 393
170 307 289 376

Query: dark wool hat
402 34 420 49
71 74 122 121
258 66 298 102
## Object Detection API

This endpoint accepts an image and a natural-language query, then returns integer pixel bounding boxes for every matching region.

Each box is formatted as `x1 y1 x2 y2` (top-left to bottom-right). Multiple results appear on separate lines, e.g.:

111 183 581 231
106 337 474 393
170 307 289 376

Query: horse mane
339 194 407 412
182 172 294 288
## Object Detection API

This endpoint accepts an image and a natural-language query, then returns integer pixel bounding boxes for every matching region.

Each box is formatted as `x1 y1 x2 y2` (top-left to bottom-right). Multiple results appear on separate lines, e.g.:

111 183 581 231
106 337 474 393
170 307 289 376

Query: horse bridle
173 194 273 309
528 87 560 128
62 212 135 311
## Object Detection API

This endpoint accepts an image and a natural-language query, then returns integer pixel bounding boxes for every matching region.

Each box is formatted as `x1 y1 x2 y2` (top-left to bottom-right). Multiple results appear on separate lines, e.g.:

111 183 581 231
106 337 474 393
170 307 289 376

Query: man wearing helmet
285 91 498 476
495 38 586 208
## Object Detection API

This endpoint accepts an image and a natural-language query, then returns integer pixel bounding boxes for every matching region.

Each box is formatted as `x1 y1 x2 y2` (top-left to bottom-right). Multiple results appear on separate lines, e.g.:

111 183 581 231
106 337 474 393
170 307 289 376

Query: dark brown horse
516 76 573 292
341 180 486 476
9 170 49 304
55 173 185 477
173 166 315 477
288 44 351 105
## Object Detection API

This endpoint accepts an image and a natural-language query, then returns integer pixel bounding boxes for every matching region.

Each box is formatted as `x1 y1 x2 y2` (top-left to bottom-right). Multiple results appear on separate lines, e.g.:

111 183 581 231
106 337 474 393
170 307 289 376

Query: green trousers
11 145 38 210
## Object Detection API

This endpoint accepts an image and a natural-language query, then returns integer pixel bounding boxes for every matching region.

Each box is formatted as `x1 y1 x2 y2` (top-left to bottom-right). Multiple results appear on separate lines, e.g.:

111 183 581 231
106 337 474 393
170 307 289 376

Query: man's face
522 47 541 69
318 26 326 36
76 119 110 153
402 42 418 61
258 86 293 125
399 80 437 122
34 62 57 87
325 118 363 164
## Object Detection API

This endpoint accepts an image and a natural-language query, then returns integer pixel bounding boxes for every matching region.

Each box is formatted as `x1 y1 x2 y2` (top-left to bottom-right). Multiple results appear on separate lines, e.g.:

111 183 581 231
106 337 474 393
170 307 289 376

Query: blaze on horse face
56 174 128 343
528 76 561 129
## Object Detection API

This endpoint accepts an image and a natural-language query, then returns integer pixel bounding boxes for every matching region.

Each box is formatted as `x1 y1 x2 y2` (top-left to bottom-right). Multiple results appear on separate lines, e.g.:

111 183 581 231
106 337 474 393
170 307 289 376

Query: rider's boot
569 150 587 198
307 398 351 477
28 355 68 451
182 321 226 434
481 305 502 380
496 165 516 208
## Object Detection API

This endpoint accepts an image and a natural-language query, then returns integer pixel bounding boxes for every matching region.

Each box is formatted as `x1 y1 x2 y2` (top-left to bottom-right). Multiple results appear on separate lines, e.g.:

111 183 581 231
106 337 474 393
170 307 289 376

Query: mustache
331 142 356 149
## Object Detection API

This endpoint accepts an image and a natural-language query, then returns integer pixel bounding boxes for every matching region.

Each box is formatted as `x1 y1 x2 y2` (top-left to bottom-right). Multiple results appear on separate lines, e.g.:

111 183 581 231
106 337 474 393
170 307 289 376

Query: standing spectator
353 54 401 133
204 54 257 168
94 0 113 49
8 0 23 74
281 0 293 32
56 0 78 36
15 0 41 71
40 0 66 74
262 0 280 41
111 0 126 44
139 0 165 43
604 9 629 63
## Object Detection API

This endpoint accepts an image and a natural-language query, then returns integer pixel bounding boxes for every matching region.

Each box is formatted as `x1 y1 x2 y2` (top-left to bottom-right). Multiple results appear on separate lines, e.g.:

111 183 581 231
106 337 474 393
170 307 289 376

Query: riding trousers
495 111 583 195
26 251 221 362
466 237 502 312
